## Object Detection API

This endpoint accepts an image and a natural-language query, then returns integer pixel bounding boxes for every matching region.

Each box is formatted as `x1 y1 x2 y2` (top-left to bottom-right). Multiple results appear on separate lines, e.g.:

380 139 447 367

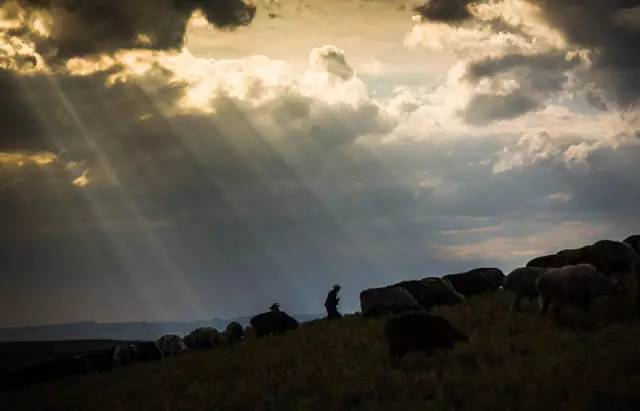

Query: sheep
536 264 625 317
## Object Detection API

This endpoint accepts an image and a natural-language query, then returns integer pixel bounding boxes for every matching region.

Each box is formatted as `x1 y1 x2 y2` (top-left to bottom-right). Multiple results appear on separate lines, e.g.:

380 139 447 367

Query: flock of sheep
0 303 310 390
3 235 639 390
137 306 301 362
374 235 640 358
0 307 304 390
116 321 246 365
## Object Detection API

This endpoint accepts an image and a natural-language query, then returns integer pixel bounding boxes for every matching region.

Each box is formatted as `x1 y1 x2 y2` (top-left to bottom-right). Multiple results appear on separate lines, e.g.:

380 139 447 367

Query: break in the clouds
0 0 639 326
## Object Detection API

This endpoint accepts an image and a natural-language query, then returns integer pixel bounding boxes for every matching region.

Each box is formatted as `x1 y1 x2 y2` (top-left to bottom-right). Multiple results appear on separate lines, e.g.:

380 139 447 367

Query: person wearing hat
269 302 280 312
324 285 342 320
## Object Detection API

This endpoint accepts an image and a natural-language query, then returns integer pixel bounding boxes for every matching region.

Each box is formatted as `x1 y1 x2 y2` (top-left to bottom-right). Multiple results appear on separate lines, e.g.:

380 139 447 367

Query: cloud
533 0 640 107
195 0 256 28
0 0 256 67
404 20 534 58
414 0 473 22
465 52 579 89
308 45 354 81
120 47 390 143
434 220 611 262
585 86 609 111
462 91 540 125
404 0 583 124
0 44 395 192
253 93 393 147
492 129 602 173
446 0 640 109
460 50 588 124
65 45 371 116
562 142 593 171
406 0 566 58
404 0 640 125
492 130 560 173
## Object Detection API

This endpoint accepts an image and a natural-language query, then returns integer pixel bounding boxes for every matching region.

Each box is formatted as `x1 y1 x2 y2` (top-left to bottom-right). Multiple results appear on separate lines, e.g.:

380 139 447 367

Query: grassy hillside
0 340 142 372
5 287 640 411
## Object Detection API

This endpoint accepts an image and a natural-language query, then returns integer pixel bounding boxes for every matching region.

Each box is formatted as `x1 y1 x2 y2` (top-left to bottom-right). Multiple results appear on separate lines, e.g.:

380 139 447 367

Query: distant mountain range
0 314 323 342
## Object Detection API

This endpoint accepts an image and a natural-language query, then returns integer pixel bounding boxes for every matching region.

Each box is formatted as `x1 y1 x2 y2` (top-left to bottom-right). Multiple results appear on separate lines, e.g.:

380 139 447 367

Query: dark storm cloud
466 53 578 91
420 1 640 121
460 53 578 124
462 91 539 125
531 0 640 106
0 0 255 62
195 0 256 29
457 0 640 108
414 0 472 22
263 93 393 147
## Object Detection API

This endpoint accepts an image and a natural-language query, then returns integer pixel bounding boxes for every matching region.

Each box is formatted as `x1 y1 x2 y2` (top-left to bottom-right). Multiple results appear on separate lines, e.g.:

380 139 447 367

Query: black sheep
131 342 162 362
443 268 495 297
624 235 640 254
384 313 468 359
250 304 299 337
225 321 245 345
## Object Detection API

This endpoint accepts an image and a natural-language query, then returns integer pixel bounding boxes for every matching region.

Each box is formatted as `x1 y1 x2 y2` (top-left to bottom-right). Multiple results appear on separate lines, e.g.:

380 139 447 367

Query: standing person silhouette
325 285 342 320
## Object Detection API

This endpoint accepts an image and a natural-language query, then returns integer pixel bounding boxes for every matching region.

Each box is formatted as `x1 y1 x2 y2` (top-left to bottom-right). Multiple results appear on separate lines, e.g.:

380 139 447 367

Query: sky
1 0 639 327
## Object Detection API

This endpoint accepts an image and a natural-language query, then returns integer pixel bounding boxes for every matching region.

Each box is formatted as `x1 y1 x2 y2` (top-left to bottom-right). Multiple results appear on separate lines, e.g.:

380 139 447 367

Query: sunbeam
44 75 209 321
1 0 639 327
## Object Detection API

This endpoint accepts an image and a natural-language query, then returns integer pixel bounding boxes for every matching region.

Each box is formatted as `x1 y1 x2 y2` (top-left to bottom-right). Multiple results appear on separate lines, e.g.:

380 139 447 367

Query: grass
5 286 640 411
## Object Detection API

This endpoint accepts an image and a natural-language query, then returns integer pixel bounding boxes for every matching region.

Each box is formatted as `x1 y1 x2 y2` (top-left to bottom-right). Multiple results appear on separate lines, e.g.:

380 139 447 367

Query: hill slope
0 340 143 372
5 289 640 411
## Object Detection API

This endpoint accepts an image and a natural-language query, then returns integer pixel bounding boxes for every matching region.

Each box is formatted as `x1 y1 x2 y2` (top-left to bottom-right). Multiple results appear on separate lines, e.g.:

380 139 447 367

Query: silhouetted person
325 285 342 320
269 303 280 312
